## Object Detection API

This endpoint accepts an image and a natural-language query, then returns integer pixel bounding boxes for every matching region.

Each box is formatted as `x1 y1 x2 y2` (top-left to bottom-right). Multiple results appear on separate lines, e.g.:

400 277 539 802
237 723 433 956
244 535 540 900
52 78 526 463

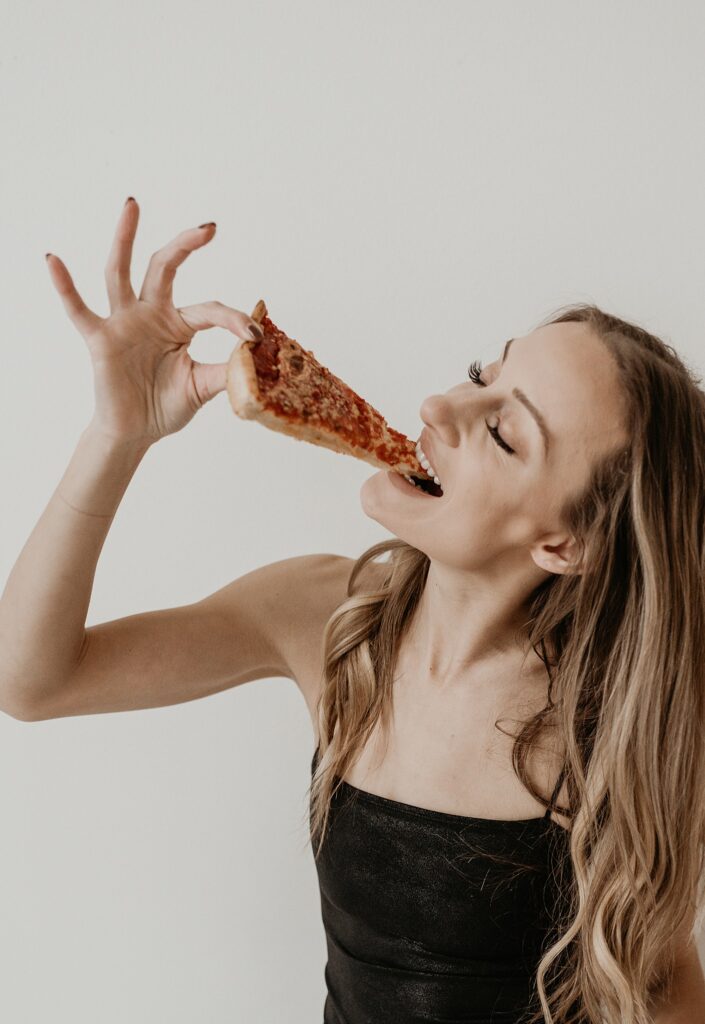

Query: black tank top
310 745 571 1024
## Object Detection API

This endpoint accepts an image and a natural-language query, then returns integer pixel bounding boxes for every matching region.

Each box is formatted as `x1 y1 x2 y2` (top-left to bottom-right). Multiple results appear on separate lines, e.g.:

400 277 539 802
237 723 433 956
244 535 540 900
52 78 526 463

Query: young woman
3 198 705 1023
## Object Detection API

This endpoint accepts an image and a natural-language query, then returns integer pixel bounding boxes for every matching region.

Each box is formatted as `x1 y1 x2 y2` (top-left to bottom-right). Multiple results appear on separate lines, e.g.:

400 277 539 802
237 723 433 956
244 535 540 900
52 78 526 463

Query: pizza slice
225 299 443 497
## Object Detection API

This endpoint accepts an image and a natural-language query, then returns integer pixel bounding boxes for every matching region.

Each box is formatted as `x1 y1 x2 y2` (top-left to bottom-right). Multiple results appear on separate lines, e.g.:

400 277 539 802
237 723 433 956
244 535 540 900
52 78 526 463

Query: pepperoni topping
249 315 422 468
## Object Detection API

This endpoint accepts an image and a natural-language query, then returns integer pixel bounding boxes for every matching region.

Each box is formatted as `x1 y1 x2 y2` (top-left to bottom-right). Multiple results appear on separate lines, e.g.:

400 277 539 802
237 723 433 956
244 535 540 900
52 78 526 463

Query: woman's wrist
83 420 156 457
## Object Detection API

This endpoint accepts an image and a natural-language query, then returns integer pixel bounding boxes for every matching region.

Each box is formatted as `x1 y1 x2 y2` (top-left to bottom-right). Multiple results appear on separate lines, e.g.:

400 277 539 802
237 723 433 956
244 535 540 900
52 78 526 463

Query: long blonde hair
305 303 705 1023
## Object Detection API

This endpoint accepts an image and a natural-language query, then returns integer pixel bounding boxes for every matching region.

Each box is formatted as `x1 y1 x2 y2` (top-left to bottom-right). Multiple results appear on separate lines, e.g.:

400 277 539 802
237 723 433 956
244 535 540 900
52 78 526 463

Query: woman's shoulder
290 553 388 732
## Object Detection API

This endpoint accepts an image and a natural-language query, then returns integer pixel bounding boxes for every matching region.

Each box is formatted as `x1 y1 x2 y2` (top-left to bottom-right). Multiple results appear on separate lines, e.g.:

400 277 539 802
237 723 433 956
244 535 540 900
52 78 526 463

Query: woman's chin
359 474 415 545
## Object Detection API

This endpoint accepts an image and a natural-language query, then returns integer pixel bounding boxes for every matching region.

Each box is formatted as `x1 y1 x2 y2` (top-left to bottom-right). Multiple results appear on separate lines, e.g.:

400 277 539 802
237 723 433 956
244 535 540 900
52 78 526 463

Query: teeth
415 441 442 487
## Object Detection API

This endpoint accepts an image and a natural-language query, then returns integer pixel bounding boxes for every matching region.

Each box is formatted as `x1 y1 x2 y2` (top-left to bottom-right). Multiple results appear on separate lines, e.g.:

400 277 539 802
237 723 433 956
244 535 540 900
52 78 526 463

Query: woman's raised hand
45 197 263 447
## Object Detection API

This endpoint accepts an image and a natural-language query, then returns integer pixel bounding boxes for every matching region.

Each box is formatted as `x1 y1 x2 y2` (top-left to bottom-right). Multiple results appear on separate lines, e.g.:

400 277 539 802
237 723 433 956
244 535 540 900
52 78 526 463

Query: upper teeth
415 441 441 487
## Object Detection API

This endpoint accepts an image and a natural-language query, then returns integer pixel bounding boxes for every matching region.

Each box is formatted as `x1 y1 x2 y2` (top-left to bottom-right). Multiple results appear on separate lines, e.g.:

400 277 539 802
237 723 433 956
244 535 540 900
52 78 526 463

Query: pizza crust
225 301 428 478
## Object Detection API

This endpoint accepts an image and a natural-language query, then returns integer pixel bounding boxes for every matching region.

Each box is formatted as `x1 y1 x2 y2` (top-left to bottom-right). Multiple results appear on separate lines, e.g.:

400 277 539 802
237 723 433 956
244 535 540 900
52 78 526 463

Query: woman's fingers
104 197 139 312
191 360 230 405
175 299 263 341
139 222 217 306
45 253 104 340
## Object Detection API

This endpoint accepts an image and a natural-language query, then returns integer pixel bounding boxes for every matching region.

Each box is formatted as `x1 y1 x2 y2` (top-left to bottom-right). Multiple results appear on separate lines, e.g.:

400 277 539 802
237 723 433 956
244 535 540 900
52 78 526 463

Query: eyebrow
501 338 551 458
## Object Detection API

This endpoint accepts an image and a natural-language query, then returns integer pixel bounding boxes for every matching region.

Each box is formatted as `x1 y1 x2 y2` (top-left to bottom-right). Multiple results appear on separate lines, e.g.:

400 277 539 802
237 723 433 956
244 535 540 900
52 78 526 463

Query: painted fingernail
45 253 52 261
248 322 264 340
125 196 135 205
199 221 216 229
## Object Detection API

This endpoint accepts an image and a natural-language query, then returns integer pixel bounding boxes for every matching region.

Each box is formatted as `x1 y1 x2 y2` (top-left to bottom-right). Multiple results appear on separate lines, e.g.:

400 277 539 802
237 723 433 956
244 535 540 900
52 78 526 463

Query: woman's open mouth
387 470 444 498
405 473 444 497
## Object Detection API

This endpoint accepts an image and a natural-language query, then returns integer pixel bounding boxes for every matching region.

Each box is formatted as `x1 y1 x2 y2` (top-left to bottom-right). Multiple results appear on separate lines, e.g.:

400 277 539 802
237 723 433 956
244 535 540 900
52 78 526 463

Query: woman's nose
418 394 463 447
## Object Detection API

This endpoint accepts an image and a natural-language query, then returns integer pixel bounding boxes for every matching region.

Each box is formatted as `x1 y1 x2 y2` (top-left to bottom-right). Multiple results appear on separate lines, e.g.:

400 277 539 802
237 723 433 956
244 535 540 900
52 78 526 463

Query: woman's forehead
501 325 627 457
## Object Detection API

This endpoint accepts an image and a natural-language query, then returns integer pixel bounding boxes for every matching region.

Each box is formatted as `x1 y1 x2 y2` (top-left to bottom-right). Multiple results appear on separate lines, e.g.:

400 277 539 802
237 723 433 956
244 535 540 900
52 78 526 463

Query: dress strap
544 760 569 819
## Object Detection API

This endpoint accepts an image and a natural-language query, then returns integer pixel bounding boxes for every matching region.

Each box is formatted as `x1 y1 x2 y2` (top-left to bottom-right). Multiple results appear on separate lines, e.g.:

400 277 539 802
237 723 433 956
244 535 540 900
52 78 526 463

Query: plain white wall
1 1 704 1020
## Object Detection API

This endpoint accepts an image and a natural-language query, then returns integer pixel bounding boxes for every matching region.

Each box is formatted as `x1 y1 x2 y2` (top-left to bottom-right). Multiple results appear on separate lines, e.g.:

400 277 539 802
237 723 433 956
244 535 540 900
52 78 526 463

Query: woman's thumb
45 253 103 340
191 361 229 406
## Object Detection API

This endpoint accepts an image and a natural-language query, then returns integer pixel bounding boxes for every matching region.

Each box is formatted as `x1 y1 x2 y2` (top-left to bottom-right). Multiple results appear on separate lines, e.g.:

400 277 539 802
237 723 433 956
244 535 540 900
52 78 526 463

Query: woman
4 199 705 1022
307 301 705 1022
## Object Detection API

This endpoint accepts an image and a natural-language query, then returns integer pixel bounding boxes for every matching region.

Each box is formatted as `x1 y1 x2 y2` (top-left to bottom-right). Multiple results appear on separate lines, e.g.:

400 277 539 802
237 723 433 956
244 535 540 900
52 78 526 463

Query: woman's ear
530 534 585 576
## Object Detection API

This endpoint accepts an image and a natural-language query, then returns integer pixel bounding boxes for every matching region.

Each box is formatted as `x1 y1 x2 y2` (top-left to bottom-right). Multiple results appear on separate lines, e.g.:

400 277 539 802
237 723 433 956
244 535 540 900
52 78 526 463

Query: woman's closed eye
467 360 516 456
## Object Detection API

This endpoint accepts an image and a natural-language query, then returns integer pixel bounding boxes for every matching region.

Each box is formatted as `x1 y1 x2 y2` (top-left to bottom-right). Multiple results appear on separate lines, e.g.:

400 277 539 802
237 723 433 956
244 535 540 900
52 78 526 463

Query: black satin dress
310 745 571 1024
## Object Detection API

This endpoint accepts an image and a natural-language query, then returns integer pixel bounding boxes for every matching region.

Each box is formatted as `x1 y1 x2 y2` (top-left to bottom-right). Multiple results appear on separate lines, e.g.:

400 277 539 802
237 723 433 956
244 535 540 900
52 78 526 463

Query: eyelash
466 360 516 456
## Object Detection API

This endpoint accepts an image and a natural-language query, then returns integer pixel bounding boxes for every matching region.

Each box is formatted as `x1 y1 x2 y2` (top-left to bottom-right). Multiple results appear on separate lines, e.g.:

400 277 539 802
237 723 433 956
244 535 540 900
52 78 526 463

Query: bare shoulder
284 553 388 727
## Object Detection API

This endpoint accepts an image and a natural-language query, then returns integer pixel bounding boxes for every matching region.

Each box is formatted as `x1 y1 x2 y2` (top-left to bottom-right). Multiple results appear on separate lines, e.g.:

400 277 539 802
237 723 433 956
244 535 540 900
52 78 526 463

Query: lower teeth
402 472 443 497
403 474 427 492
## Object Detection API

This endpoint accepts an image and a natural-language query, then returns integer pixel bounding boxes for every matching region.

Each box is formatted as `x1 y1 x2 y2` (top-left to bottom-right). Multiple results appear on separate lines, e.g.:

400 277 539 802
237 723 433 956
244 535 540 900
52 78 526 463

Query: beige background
1 0 704 1019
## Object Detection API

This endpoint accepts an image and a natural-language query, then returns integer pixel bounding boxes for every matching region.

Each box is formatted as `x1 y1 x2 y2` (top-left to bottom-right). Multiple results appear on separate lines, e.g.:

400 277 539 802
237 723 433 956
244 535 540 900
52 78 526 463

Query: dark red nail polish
125 196 135 205
198 222 216 229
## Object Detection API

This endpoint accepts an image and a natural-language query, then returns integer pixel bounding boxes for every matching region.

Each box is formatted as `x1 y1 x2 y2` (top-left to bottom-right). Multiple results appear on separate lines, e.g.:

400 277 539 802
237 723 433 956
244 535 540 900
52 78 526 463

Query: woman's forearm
0 423 151 716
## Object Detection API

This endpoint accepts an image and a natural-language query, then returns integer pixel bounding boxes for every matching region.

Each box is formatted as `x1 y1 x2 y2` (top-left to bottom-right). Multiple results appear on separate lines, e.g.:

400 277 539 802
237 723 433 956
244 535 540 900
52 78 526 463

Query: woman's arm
0 425 151 715
0 199 261 717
